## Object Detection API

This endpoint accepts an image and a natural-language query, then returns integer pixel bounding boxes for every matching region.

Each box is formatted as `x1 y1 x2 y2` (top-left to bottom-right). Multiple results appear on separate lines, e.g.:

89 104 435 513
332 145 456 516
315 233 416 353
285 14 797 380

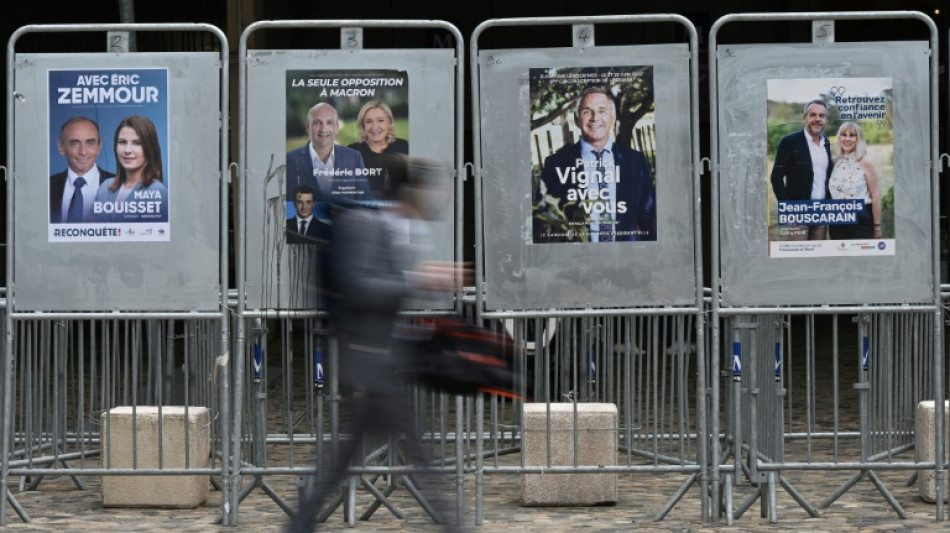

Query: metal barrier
3 318 226 521
720 311 938 522
474 312 706 522
1 23 230 525
710 11 944 523
471 14 708 524
229 314 469 526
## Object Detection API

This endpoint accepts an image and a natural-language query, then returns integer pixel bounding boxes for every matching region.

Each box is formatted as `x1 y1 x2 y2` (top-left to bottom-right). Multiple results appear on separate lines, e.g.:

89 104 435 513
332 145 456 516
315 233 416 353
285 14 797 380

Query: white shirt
61 166 101 222
295 214 314 233
309 143 336 194
804 128 830 200
579 139 618 243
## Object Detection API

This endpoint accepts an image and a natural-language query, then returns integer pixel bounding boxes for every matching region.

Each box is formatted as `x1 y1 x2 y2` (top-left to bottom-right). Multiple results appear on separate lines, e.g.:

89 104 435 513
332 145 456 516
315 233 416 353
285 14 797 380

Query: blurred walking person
286 155 462 533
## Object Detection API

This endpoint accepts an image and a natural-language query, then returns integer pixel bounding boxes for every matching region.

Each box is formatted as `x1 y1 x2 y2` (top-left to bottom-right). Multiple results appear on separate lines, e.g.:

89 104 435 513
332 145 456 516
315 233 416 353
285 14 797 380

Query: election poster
284 69 408 245
767 77 894 257
48 68 170 242
529 66 657 244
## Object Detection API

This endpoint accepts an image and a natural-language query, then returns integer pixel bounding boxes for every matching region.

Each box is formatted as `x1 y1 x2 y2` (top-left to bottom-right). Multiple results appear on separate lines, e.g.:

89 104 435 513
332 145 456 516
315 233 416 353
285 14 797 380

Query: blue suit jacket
91 178 169 223
536 141 657 242
286 216 323 245
285 143 371 202
49 167 114 223
770 130 832 201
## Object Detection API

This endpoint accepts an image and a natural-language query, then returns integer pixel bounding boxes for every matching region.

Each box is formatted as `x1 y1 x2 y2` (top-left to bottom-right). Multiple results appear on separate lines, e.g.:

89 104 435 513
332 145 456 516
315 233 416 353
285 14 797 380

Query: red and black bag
403 316 527 401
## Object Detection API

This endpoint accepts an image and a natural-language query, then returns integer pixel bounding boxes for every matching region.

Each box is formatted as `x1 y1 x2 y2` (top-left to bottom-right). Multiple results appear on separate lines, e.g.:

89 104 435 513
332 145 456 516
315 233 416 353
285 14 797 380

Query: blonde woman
348 99 408 192
828 121 881 239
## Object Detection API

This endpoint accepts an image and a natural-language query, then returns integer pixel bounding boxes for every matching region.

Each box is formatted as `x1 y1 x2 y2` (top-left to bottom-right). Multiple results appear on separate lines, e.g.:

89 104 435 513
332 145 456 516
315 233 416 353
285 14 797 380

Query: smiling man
286 185 321 245
770 99 833 240
285 102 369 204
49 116 114 223
536 86 656 243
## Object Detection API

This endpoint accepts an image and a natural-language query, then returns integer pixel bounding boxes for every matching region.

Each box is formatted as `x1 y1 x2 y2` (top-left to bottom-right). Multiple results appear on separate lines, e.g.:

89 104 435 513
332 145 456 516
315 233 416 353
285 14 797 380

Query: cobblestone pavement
2 459 947 532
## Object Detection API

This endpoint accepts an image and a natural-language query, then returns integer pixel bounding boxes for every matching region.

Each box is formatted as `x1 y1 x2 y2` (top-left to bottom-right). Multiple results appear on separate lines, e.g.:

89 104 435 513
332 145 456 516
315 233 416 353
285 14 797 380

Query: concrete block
917 400 950 502
101 406 211 508
521 403 617 506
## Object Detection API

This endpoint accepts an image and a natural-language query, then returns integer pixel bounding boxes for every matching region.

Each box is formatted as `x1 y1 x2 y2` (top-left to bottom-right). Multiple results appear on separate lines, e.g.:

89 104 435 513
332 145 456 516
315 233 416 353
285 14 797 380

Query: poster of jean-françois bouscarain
767 77 894 257
48 68 170 242
530 66 657 244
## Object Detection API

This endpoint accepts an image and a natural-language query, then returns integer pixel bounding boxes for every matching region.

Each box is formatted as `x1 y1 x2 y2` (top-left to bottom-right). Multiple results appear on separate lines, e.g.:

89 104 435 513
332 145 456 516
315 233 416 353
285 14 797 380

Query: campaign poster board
478 44 695 311
244 49 457 311
717 42 932 306
12 53 223 312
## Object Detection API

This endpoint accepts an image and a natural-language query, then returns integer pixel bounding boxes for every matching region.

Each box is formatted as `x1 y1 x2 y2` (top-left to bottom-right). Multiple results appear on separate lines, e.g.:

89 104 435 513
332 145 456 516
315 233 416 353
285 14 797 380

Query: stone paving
2 451 947 532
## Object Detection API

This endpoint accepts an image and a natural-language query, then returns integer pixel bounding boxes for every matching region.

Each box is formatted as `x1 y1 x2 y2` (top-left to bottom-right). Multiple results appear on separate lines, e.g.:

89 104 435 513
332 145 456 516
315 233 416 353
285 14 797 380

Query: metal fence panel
2 318 225 523
2 22 231 526
242 48 458 311
476 43 696 311
11 52 222 312
470 15 707 524
709 12 943 523
716 41 932 307
234 20 466 528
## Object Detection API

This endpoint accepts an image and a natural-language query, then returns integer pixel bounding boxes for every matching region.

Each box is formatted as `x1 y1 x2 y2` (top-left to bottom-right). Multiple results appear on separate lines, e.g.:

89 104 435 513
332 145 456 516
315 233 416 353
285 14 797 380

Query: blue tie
592 150 614 242
67 176 86 223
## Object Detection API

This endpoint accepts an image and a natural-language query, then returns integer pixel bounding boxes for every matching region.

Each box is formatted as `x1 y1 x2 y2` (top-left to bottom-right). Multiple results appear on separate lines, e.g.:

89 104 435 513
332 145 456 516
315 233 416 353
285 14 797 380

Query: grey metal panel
478 44 695 311
12 52 222 312
243 49 457 311
717 42 932 306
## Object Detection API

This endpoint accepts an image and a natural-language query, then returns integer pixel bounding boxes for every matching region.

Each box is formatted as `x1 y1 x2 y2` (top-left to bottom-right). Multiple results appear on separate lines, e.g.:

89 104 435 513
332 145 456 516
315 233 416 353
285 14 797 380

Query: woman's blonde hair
356 99 396 145
832 121 868 161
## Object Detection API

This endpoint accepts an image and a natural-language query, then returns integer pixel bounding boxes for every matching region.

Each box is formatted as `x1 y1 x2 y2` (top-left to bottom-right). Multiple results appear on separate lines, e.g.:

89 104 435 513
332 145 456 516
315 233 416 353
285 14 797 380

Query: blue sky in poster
47 68 169 182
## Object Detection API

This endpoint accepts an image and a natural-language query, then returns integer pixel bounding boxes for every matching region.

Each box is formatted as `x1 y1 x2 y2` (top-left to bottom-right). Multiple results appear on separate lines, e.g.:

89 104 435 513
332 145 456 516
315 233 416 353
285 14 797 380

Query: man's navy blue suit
537 142 657 242
285 216 322 245
49 167 114 223
285 144 369 202
770 130 832 201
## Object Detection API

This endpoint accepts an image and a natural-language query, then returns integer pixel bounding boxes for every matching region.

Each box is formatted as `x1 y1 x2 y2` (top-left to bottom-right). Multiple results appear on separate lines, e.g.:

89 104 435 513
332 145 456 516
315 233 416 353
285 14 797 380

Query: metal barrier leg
359 474 404 520
777 474 820 518
345 474 357 525
820 469 865 509
654 472 699 521
733 483 760 519
761 317 819 520
724 473 734 525
475 392 485 526
225 320 305 525
3 490 29 523
819 315 908 517
767 471 777 523
867 469 907 518
730 326 743 487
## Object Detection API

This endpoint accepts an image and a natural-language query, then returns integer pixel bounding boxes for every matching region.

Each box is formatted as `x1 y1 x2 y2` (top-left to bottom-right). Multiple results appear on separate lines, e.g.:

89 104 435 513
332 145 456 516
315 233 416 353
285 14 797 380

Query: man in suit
49 116 114 223
285 102 370 205
286 185 322 244
535 86 656 243
770 99 833 240
287 157 462 533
